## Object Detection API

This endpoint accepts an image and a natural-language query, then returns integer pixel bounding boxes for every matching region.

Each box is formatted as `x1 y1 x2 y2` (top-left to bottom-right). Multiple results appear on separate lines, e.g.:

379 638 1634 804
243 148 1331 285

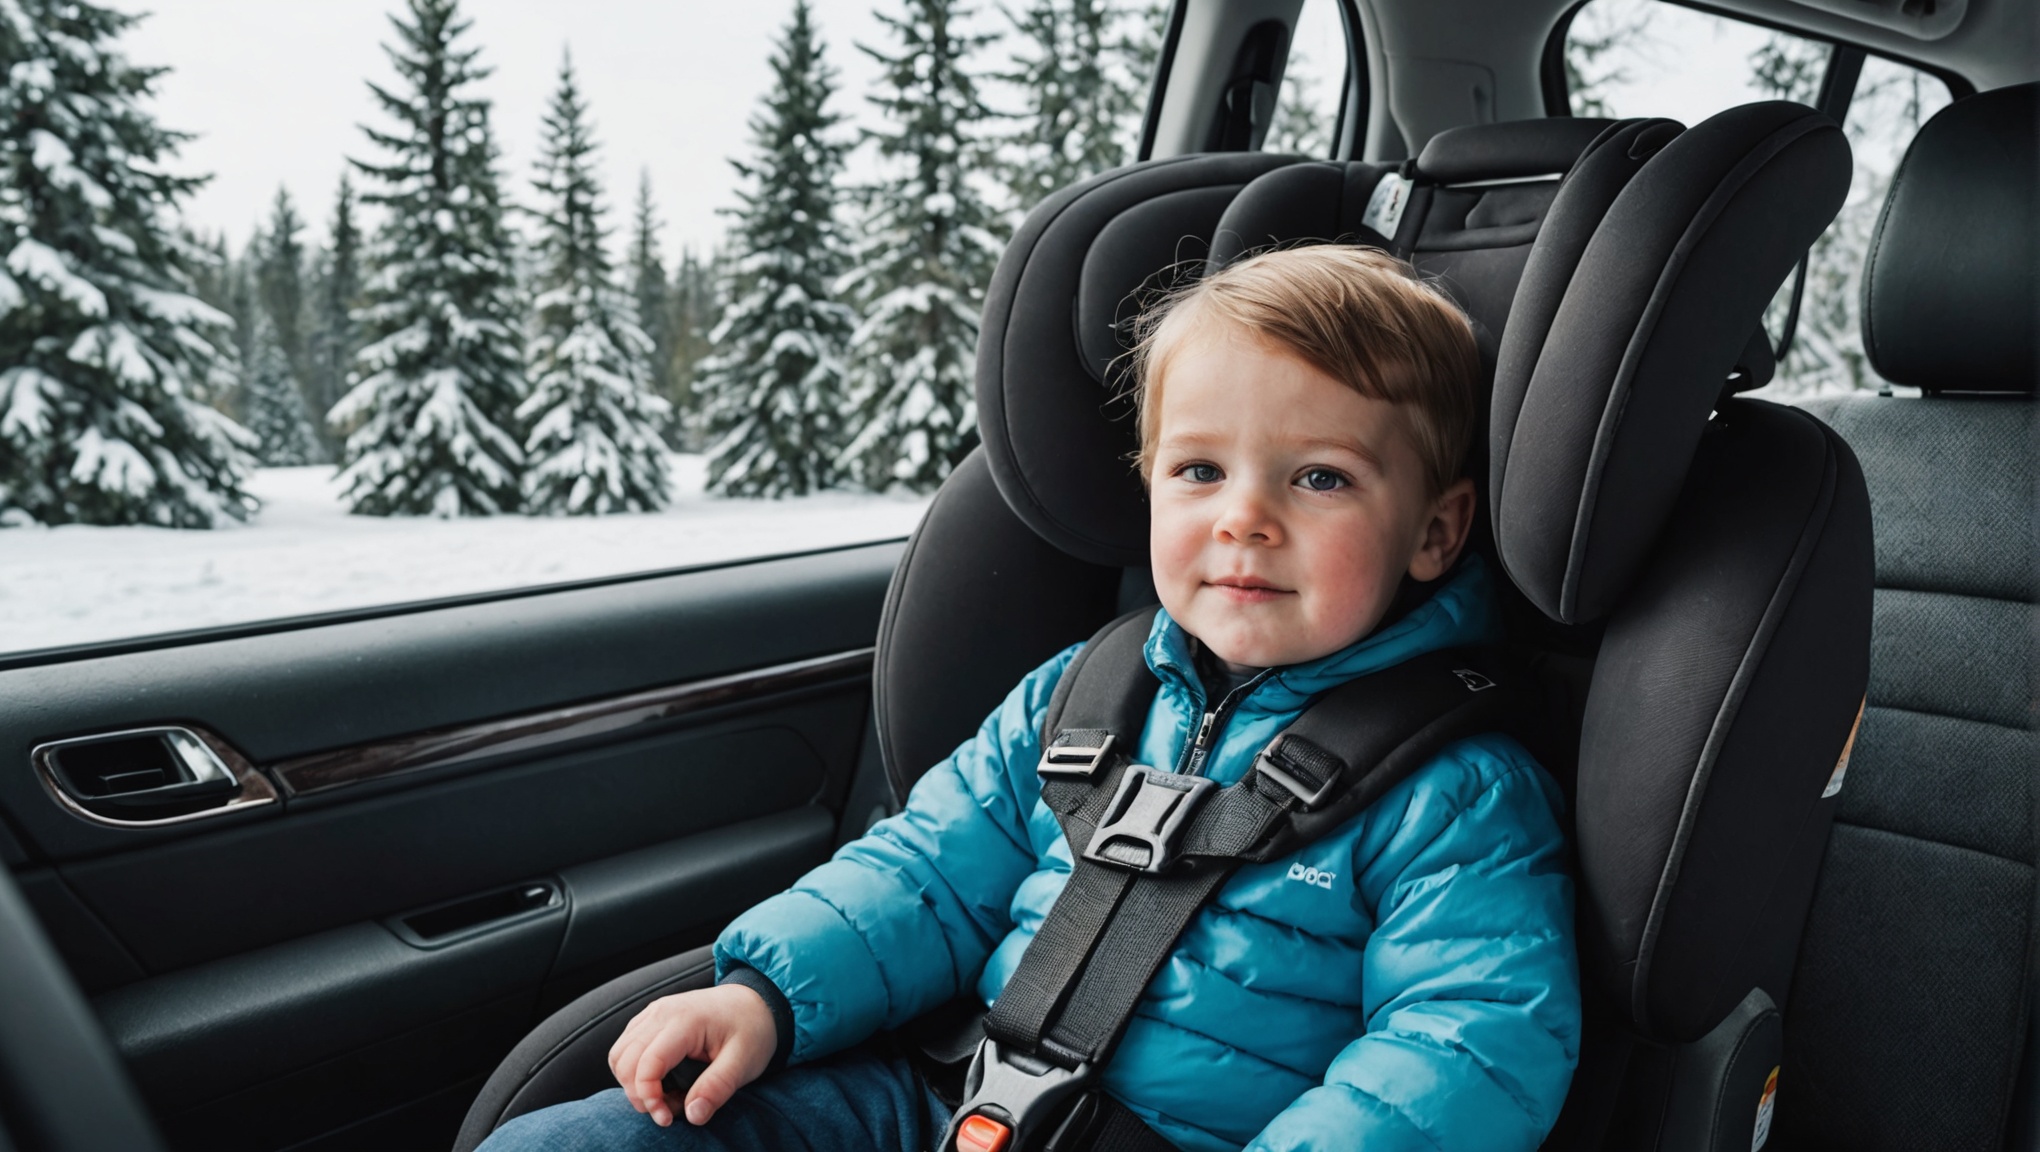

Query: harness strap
989 646 1516 1071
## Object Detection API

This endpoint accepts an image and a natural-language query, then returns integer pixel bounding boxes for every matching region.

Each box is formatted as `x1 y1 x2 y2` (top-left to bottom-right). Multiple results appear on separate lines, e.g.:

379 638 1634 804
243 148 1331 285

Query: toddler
481 245 1580 1152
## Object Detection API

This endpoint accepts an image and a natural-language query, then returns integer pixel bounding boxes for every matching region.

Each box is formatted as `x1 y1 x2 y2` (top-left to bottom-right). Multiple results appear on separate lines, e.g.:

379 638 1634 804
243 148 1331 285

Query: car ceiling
1351 0 2037 158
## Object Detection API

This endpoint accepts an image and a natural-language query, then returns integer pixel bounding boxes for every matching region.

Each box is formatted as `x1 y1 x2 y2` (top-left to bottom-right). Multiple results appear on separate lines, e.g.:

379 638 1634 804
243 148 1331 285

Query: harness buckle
1081 766 1216 873
940 1038 1093 1152
1038 732 1117 781
1254 735 1341 810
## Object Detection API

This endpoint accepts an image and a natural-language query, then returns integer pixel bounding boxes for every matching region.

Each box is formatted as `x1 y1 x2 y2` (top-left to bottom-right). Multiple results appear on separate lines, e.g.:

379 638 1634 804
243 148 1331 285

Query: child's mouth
1207 578 1291 603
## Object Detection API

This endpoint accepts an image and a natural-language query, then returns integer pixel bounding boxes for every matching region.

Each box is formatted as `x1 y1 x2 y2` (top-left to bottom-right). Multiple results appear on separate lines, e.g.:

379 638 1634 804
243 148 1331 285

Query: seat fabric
1781 396 2037 1152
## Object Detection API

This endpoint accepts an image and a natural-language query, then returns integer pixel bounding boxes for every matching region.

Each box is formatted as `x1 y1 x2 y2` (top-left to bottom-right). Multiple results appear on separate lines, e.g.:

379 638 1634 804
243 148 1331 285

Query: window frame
1539 0 1976 119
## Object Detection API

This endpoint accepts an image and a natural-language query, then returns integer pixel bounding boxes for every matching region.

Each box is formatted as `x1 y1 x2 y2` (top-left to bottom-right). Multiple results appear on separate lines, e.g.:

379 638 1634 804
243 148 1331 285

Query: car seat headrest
977 153 1295 568
1489 102 1852 625
1415 117 1618 184
1861 81 2038 395
1205 161 1399 269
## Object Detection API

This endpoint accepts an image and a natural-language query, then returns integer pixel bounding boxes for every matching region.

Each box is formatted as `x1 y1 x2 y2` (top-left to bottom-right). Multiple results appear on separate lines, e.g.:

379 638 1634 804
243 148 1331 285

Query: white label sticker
1361 173 1410 239
1822 698 1866 799
1752 1066 1779 1150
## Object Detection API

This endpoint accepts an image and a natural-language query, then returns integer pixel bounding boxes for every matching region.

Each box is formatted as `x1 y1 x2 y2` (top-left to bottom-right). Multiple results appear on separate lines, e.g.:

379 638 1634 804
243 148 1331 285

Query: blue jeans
474 1045 948 1152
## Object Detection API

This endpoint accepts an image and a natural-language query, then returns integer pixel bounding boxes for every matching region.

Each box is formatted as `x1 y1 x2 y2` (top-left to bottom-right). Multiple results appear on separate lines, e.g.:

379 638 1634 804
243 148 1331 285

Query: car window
1266 0 1352 157
1561 0 1952 398
0 0 1168 659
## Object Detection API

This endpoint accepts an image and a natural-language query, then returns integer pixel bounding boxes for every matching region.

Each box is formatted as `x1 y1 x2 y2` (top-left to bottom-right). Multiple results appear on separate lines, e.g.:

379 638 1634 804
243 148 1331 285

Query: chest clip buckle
1081 767 1216 874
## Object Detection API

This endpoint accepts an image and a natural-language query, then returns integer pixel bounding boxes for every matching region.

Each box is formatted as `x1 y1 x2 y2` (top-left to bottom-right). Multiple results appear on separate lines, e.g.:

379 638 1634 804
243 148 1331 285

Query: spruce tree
0 0 253 526
669 246 719 439
696 0 855 497
333 0 526 516
517 54 671 514
241 309 322 465
258 187 309 387
306 173 361 453
1000 0 1145 219
626 173 679 426
837 0 1002 492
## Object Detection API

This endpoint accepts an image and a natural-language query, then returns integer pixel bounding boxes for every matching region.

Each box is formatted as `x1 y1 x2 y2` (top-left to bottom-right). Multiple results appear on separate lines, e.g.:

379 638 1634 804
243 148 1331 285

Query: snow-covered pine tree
240 309 322 465
696 0 855 498
0 0 253 526
333 0 526 517
305 173 361 453
837 0 1002 492
1000 0 1145 221
627 172 678 421
517 53 670 515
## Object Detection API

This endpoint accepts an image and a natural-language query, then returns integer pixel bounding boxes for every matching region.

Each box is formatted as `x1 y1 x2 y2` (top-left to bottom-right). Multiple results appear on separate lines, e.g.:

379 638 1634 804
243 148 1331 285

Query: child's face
1147 325 1476 671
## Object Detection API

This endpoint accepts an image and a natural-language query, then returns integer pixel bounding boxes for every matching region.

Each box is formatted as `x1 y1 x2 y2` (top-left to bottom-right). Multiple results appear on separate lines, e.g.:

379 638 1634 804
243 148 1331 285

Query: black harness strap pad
1245 646 1517 862
986 608 1161 1056
1040 605 1162 748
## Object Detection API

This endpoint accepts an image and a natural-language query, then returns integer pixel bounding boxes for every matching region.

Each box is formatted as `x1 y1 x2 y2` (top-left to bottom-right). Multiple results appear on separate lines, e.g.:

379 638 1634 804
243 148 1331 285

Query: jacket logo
1287 862 1335 889
1452 668 1496 692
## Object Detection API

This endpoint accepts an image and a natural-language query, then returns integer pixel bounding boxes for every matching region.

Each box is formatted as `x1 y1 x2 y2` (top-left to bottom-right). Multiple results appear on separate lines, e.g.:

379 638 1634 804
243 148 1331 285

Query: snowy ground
0 455 929 657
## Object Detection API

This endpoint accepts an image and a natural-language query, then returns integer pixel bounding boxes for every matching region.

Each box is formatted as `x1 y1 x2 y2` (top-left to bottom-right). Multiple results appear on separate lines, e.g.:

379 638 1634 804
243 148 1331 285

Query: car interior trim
270 647 875 801
30 728 279 831
0 539 904 676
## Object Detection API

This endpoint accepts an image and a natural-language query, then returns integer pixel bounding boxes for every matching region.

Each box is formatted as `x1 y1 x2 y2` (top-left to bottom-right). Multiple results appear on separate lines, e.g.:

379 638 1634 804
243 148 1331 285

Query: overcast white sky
125 1 897 258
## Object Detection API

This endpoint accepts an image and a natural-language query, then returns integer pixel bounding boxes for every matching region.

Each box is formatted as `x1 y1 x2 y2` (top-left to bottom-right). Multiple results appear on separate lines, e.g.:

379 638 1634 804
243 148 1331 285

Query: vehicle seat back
1784 81 2040 1152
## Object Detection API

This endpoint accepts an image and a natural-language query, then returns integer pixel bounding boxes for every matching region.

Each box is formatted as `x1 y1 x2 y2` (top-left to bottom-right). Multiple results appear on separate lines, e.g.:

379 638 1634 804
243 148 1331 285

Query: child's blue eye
1299 468 1347 491
1184 463 1222 483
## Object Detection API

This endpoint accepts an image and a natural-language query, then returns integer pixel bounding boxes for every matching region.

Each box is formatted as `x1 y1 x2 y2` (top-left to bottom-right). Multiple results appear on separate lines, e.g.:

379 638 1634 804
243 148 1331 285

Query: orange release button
956 1113 1013 1152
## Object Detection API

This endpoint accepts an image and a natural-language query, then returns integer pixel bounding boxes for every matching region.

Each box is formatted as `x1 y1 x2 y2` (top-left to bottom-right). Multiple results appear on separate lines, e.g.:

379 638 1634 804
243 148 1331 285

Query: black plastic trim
1135 0 1188 162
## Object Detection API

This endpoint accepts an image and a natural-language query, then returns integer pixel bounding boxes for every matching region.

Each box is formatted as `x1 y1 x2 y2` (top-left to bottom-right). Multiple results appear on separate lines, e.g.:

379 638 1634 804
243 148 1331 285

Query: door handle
32 726 279 828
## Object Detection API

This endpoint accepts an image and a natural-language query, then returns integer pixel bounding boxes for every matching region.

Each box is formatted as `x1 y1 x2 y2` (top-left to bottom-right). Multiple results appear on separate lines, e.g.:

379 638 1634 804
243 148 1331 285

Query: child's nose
1213 487 1282 545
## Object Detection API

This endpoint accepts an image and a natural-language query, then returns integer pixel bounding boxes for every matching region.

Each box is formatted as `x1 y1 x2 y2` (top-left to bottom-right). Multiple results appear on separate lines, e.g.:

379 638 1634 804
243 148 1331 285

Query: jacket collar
1143 552 1501 717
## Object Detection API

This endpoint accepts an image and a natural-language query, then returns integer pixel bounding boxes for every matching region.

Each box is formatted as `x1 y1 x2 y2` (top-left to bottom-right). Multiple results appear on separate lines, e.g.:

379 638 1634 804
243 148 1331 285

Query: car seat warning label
1822 697 1865 799
1362 174 1410 239
1752 1066 1779 1150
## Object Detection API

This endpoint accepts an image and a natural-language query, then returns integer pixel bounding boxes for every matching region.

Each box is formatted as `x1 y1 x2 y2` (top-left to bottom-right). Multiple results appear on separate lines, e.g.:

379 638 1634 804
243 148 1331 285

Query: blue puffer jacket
716 556 1580 1151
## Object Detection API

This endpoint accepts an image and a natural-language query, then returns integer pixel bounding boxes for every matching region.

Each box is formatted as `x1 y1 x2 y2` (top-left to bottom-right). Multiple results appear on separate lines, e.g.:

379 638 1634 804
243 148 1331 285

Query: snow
0 454 928 656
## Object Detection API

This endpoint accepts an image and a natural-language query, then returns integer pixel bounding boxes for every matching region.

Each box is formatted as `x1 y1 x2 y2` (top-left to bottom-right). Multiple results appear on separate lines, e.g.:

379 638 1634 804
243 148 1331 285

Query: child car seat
453 105 1869 1152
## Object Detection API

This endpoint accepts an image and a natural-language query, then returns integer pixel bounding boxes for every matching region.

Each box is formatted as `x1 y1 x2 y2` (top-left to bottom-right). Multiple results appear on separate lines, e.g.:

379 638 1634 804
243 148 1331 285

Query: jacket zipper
1176 668 1276 778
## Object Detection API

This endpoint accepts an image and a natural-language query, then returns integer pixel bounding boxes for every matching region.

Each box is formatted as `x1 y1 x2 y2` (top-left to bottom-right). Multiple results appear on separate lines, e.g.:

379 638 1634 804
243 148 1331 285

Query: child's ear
1408 477 1477 582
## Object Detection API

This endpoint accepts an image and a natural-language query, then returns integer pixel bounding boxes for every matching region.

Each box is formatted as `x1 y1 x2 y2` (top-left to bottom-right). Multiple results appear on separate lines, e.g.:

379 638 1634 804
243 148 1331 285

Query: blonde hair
1129 245 1479 496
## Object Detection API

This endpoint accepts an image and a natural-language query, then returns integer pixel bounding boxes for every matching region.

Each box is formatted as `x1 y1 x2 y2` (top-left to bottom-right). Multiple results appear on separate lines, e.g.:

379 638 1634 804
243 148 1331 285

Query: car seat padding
1490 101 1853 626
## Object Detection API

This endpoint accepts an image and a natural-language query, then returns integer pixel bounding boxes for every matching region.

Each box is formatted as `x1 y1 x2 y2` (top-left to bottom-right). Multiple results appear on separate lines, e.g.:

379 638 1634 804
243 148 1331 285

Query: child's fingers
608 1031 650 1110
681 1031 767 1127
632 1034 697 1127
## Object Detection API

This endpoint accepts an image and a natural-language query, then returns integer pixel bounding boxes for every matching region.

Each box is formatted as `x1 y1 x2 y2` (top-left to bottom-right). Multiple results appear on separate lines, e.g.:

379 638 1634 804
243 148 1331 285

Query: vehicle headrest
1415 117 1617 184
1861 82 2038 395
1490 102 1851 625
977 153 1295 568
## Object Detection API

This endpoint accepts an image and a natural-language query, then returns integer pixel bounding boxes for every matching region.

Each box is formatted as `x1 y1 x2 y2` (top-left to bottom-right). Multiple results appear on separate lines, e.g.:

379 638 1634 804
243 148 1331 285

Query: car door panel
0 541 905 1152
59 715 849 973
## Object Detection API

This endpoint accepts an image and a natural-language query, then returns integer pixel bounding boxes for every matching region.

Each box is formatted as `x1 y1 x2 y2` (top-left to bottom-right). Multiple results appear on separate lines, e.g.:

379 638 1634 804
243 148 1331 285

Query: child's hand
608 983 777 1127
